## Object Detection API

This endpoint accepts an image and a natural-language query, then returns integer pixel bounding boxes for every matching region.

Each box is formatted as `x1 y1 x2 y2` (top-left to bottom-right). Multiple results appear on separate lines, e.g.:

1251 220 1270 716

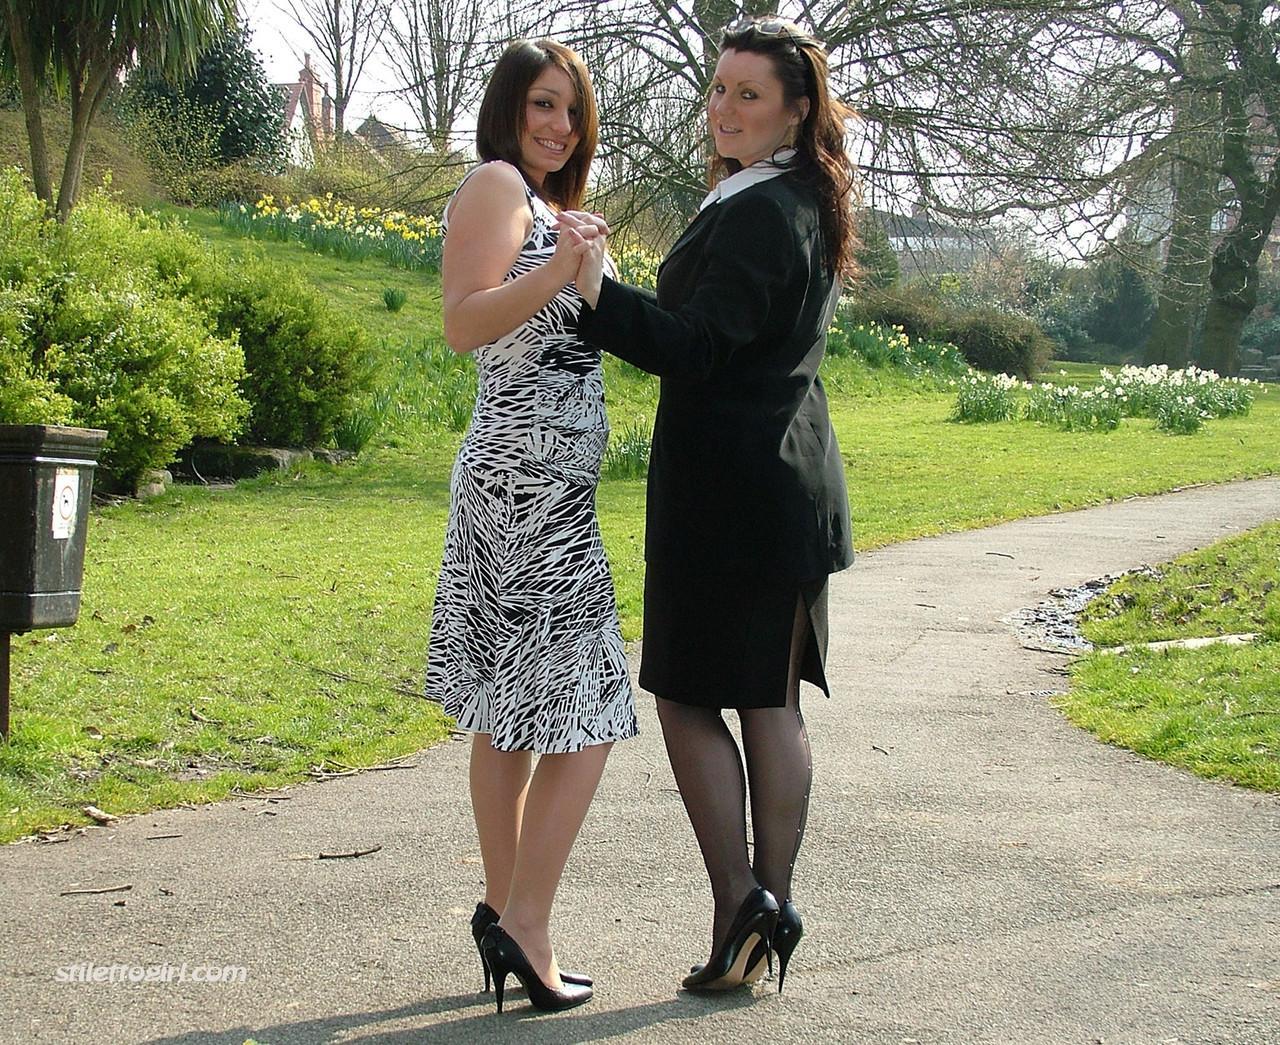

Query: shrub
43 285 246 479
210 260 370 447
276 149 463 215
1241 315 1280 357
842 288 944 342
0 170 248 485
146 229 372 448
945 309 1053 380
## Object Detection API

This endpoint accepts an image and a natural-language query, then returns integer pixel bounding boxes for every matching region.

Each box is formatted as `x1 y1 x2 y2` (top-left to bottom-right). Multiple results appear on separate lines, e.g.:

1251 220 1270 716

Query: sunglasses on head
726 17 815 46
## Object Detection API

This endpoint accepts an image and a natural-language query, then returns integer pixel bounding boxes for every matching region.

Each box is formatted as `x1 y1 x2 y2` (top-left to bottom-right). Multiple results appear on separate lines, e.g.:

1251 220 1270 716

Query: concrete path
2 478 1279 1045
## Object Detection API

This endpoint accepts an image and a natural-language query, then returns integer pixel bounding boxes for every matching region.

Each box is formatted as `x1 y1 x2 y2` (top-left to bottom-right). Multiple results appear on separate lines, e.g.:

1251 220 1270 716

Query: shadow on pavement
145 987 762 1044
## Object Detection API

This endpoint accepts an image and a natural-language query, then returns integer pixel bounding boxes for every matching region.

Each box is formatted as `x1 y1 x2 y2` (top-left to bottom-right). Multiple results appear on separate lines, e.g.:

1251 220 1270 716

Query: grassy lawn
150 204 444 346
2 211 1277 842
1059 523 1279 792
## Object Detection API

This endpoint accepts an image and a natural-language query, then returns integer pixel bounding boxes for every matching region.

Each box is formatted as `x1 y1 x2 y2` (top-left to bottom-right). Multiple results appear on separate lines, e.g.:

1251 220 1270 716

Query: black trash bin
0 424 107 738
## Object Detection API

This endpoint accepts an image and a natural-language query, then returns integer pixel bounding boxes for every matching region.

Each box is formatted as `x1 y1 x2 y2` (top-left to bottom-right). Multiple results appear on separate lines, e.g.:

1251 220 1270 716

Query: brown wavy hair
475 39 598 210
713 18 859 278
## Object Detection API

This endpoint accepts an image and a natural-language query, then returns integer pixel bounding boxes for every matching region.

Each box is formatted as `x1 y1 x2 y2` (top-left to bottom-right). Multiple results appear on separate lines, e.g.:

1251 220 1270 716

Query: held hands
556 211 608 309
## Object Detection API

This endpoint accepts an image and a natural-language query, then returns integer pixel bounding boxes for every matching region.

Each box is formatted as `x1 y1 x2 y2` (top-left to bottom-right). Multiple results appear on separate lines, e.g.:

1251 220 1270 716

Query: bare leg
499 742 613 985
469 734 532 912
739 596 813 903
656 697 758 953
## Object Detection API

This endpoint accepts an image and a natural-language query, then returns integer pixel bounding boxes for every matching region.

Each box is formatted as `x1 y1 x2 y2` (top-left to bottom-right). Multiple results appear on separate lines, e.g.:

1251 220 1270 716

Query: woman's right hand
549 211 608 286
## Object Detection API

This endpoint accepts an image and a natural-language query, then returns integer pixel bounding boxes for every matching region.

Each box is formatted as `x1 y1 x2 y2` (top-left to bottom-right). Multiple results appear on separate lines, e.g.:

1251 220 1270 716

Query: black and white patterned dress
425 166 637 753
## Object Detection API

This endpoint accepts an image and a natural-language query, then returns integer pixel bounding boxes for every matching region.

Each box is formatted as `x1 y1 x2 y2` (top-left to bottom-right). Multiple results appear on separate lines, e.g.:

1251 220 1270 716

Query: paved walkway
3 478 1279 1044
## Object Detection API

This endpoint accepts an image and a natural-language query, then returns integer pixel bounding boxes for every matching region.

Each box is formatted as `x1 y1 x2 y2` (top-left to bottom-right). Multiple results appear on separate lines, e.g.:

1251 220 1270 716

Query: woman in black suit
564 17 857 994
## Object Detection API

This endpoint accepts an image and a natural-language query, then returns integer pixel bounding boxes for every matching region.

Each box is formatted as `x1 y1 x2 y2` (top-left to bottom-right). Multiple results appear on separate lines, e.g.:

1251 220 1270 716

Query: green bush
1241 315 1280 357
383 287 407 312
843 289 943 342
277 150 464 215
945 309 1053 380
43 287 246 479
0 169 248 485
843 289 1052 379
147 230 371 448
207 260 370 447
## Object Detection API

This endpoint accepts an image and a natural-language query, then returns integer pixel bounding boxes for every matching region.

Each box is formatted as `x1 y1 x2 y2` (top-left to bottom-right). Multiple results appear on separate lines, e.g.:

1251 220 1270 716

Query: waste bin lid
0 425 108 460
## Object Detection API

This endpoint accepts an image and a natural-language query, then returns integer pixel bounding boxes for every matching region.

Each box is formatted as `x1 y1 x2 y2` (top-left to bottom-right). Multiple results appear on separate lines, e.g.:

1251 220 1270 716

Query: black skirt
637 563 832 709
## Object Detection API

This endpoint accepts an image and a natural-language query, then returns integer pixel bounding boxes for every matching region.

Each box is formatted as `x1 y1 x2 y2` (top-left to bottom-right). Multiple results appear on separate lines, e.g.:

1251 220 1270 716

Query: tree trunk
1144 21 1220 368
5 4 53 205
55 63 112 222
1200 226 1267 376
1198 6 1280 377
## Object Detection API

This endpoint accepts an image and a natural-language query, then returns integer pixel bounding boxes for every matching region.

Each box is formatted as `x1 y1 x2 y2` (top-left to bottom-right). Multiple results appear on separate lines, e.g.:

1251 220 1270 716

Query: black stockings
656 597 814 951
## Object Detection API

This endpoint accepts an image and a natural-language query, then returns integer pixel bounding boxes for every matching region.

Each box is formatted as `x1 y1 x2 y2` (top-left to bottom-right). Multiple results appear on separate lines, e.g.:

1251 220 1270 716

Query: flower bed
219 193 443 271
954 364 1264 433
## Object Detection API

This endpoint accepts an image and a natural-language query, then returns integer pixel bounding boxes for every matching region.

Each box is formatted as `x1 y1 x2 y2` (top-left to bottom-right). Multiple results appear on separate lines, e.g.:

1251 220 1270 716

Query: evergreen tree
128 21 285 171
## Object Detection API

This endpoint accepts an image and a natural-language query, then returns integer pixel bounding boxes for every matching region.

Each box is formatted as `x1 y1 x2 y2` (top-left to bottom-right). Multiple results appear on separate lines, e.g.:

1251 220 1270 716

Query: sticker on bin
52 468 79 539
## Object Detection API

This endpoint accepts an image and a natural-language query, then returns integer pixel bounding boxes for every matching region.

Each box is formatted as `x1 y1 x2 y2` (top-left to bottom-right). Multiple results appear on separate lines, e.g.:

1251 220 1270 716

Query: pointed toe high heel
742 899 803 991
682 886 779 991
480 924 593 1013
471 902 592 991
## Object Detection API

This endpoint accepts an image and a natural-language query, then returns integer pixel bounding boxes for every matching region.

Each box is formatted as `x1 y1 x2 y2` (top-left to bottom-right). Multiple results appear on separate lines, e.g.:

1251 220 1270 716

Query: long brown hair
713 18 859 278
475 39 598 210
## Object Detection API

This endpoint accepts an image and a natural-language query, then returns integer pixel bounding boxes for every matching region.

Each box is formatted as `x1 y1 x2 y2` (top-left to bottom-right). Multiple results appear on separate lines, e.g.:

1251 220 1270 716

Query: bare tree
277 0 390 144
381 0 489 149
549 0 1168 244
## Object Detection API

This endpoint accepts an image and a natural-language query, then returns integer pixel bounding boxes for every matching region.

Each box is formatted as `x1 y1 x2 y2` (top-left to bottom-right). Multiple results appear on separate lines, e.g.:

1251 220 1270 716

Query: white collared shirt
699 149 797 211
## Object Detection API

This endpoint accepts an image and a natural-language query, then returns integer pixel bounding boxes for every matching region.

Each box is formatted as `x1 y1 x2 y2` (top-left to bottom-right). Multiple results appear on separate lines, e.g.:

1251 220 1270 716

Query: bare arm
441 162 586 354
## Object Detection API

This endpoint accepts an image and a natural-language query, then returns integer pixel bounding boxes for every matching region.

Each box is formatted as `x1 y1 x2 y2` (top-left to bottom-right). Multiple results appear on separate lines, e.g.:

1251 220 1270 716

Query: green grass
1038 361 1108 387
1059 524 1280 792
2 206 1277 841
1078 522 1280 645
833 385 1279 549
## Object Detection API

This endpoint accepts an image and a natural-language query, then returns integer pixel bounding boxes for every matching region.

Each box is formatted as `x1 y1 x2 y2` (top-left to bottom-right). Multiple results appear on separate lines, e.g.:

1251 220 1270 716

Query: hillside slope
0 105 162 206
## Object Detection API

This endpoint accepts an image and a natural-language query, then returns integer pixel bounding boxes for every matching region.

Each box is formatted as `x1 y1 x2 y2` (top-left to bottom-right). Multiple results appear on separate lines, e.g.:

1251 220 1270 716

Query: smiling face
708 48 808 169
518 65 582 188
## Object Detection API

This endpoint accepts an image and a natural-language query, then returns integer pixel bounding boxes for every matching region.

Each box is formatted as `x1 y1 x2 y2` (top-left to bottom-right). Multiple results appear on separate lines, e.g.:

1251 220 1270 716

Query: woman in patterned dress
424 39 636 1013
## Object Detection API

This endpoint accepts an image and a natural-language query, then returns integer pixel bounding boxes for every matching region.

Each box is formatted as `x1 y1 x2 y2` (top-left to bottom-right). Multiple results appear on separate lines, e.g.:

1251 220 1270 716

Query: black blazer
578 172 854 582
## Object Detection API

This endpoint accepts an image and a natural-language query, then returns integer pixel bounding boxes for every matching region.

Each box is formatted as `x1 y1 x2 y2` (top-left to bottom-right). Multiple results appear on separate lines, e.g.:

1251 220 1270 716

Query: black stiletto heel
772 901 803 993
682 886 779 991
471 901 592 992
480 924 593 1013
471 902 497 992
